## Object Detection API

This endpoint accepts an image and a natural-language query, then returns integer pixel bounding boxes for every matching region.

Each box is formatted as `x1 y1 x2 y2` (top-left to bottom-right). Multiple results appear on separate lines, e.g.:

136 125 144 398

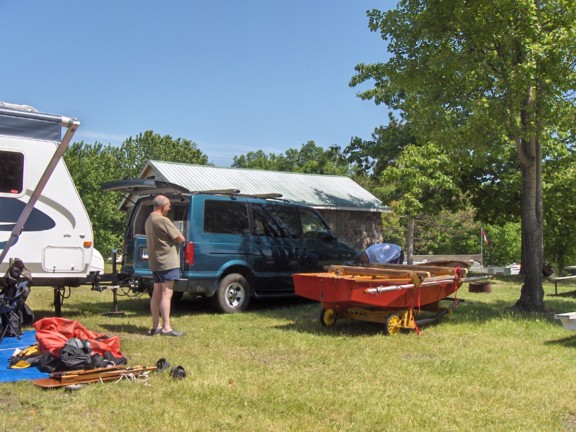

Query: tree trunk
514 94 545 312
406 217 415 265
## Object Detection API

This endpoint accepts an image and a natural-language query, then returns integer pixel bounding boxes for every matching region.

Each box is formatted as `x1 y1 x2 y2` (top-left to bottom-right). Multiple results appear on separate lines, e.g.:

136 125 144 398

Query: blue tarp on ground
0 330 49 383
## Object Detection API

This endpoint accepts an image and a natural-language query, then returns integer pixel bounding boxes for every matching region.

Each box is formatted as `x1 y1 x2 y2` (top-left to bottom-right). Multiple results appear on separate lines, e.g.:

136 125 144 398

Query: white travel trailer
0 102 103 304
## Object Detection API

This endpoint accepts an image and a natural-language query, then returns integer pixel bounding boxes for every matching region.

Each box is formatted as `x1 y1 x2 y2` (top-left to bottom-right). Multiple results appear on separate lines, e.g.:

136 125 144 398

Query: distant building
123 161 386 250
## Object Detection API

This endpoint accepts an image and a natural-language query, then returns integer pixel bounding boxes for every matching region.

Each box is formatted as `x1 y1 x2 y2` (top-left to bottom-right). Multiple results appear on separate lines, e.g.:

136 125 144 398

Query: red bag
34 317 122 358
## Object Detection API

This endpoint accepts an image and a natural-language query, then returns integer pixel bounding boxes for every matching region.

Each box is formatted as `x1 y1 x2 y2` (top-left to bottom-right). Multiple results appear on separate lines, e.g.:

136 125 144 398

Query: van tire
211 273 250 313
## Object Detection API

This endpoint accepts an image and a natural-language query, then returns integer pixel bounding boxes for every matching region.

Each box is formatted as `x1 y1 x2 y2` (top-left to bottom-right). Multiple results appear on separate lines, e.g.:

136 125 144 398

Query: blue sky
0 1 392 167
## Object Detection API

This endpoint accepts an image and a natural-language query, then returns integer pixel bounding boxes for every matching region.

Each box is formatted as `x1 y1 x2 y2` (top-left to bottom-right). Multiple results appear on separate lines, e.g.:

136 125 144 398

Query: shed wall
317 209 383 251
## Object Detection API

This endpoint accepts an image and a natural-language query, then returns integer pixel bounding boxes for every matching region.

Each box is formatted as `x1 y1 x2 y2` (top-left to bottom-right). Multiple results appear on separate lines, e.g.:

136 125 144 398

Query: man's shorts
152 268 180 283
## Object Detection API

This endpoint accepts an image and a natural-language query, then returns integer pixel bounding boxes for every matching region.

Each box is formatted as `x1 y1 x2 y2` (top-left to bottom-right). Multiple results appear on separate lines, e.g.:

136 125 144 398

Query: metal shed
128 161 386 249
138 161 384 211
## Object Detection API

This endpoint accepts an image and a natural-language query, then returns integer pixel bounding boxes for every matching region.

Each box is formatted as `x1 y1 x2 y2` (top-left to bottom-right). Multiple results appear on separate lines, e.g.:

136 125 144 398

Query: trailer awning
0 104 63 142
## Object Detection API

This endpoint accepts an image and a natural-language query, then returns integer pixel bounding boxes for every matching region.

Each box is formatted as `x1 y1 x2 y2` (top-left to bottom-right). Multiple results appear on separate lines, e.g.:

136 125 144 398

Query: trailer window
0 151 24 194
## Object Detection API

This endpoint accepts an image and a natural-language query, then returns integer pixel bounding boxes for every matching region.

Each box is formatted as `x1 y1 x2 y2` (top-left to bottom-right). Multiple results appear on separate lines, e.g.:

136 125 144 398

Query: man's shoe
147 328 162 336
161 329 185 337
170 365 187 380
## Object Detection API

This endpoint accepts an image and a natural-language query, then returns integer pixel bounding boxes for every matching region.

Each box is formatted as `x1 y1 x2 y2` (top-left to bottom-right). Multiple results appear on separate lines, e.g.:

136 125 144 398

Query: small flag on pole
482 228 489 246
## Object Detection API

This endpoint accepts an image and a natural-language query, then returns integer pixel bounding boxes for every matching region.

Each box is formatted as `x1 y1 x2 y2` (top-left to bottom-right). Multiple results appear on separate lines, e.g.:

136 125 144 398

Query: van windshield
299 207 331 236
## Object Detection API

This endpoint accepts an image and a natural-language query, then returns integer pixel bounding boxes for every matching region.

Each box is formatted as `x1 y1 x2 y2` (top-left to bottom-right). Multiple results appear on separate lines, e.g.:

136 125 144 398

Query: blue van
106 180 358 313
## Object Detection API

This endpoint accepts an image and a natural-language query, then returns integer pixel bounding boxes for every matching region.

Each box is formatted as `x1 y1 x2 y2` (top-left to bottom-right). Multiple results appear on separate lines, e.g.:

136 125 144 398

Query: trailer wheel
320 308 337 327
211 273 250 313
385 313 402 336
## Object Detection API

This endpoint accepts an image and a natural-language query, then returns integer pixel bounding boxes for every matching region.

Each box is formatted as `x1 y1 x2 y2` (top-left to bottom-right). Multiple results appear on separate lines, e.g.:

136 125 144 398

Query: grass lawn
1 277 576 431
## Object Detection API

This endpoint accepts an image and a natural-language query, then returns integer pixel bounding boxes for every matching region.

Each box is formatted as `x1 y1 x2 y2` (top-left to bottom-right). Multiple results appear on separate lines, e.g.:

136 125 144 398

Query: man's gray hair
153 195 169 209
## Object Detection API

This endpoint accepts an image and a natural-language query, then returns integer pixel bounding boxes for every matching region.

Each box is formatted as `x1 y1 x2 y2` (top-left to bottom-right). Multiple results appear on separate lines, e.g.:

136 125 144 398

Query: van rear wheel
211 273 250 313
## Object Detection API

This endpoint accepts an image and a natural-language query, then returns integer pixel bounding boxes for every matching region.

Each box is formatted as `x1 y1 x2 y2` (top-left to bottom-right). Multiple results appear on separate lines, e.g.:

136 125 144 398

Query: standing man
145 195 186 337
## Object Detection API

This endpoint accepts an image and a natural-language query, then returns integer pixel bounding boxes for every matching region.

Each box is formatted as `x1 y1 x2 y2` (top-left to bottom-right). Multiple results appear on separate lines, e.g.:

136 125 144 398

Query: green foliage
64 142 126 258
232 141 351 175
231 149 285 171
353 1 576 142
344 113 416 177
379 143 461 217
543 152 576 272
415 208 483 255
380 204 406 246
481 223 522 266
119 131 209 178
65 132 210 258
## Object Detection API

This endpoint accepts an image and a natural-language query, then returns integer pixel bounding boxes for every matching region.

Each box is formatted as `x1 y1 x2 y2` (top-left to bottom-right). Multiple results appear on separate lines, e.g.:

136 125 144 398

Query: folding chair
0 282 26 343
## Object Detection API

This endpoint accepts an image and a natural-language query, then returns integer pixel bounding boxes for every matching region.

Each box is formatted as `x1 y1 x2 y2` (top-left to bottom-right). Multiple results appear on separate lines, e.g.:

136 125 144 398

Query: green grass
2 278 576 431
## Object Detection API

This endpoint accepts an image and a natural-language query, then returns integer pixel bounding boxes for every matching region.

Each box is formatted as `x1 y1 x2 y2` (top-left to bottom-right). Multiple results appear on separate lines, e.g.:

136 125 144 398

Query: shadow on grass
544 333 576 348
26 282 576 338
256 295 574 337
26 291 215 334
550 290 576 298
246 297 393 336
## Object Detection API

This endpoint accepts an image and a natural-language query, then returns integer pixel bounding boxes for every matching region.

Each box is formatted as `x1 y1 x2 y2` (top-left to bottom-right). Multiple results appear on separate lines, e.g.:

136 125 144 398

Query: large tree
351 0 576 312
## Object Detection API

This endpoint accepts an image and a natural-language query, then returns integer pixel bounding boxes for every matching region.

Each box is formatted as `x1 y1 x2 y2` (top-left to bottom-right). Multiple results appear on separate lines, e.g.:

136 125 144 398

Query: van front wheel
211 273 251 313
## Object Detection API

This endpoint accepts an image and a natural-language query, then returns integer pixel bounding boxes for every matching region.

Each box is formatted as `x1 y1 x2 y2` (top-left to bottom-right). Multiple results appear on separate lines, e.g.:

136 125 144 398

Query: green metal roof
141 160 384 212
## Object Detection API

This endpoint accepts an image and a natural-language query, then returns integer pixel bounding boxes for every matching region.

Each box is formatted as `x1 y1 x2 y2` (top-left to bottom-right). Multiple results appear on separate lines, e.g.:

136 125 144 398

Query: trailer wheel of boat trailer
319 299 462 336
295 263 486 335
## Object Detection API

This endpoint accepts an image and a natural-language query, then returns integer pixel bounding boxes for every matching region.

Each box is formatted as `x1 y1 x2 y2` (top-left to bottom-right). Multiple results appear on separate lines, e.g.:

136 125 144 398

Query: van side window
299 207 330 237
251 203 300 238
0 150 24 194
204 200 249 234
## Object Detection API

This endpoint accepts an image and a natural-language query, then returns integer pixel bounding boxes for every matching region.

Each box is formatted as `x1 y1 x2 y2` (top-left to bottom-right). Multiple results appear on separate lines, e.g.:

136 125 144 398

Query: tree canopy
232 141 351 175
119 131 209 178
351 0 576 311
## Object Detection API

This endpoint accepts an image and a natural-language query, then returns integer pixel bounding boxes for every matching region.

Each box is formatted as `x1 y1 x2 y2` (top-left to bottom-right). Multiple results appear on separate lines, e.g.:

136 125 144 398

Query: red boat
293 263 468 335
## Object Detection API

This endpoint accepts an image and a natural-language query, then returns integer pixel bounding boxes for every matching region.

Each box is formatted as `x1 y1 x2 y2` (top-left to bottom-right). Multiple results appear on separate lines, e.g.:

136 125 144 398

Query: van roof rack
190 189 241 195
101 179 289 203
236 193 284 199
193 190 288 202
